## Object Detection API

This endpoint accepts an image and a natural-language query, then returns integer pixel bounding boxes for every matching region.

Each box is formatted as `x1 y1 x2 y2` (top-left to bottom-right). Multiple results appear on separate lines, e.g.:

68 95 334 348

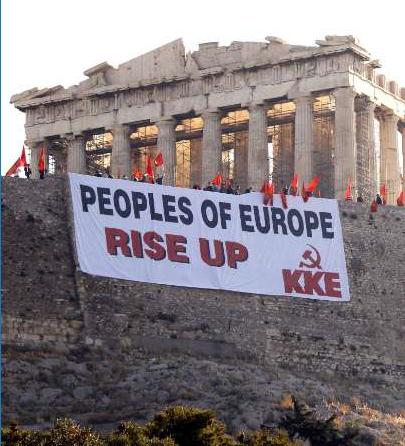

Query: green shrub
1 419 103 446
238 428 298 446
1 426 48 446
1 399 359 446
46 418 103 446
106 421 176 446
146 406 237 446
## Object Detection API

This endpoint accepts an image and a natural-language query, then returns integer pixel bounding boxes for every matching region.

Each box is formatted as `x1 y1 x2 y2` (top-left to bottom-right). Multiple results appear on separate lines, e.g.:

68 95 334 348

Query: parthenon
11 35 405 203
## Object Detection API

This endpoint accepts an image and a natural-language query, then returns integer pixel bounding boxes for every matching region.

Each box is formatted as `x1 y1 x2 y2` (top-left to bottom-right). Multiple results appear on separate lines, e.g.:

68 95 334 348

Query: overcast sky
2 0 405 173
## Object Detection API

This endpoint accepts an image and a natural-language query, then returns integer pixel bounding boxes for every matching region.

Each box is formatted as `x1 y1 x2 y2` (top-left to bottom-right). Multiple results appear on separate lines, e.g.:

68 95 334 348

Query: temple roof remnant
11 35 381 110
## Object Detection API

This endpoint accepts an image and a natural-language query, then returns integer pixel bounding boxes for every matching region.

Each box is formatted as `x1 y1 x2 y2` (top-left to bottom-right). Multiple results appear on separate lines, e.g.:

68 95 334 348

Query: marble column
190 139 203 188
279 123 295 192
294 96 314 185
355 97 376 201
54 150 66 175
247 103 268 192
202 110 222 187
28 141 41 179
334 87 357 199
380 113 400 204
66 134 87 174
234 131 248 191
157 118 177 186
367 102 378 198
111 124 131 178
402 126 405 192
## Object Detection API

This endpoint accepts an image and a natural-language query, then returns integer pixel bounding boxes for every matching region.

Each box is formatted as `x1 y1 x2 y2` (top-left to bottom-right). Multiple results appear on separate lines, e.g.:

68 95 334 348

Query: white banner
69 173 350 301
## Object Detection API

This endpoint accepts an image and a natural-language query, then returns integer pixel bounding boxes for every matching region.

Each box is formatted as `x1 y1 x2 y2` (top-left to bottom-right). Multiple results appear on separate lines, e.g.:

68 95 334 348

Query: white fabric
69 173 350 301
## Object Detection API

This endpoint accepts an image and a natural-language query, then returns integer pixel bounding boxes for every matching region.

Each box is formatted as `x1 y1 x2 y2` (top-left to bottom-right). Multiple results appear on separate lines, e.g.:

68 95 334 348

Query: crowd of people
94 170 165 184
196 182 246 194
94 170 252 194
92 169 404 207
9 144 403 207
16 165 404 207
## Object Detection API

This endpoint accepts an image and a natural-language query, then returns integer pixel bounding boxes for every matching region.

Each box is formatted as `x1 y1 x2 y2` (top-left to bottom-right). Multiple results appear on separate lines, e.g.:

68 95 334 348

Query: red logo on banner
299 244 322 269
282 245 342 298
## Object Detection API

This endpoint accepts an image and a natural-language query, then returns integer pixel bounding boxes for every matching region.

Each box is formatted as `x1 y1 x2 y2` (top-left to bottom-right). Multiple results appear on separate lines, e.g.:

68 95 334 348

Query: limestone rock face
2 176 405 435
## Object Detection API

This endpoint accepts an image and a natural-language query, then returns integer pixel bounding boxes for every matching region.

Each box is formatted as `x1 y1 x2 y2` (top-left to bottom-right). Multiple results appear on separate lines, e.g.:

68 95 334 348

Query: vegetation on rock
1 401 362 446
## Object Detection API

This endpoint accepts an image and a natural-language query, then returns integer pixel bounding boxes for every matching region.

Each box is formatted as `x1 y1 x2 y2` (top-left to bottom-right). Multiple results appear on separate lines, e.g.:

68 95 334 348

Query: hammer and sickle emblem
299 244 322 269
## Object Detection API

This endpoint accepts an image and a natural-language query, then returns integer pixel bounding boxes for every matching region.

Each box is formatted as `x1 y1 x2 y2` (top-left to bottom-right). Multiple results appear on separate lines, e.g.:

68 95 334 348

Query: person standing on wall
38 146 46 180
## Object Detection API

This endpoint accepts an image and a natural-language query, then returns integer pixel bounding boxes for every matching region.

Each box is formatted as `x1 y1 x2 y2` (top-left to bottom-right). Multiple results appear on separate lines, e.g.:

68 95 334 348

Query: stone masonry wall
2 176 405 431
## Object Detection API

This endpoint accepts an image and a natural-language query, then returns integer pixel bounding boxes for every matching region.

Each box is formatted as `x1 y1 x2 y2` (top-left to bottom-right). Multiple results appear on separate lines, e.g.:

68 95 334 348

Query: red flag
133 168 143 180
380 184 386 196
38 146 46 172
267 183 274 206
306 175 320 193
345 180 352 201
20 146 27 167
301 182 309 202
154 152 164 167
380 184 387 205
280 191 288 209
146 156 154 181
262 181 274 206
397 191 404 207
290 174 299 196
211 174 222 187
370 200 378 213
5 158 22 176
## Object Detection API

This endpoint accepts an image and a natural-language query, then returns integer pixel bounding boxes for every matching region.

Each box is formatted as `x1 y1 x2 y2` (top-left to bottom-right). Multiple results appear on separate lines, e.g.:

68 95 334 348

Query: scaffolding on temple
85 132 112 175
175 117 203 187
221 110 249 189
130 124 158 178
267 101 295 192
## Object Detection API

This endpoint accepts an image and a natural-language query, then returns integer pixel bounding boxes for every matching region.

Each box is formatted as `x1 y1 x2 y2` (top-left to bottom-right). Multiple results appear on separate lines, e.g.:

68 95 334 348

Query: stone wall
2 176 405 431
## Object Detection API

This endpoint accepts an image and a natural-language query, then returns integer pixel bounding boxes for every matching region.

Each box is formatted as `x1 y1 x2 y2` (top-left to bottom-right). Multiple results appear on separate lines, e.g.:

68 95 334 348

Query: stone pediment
191 40 279 70
185 52 200 74
116 39 187 85
11 35 382 111
190 37 357 70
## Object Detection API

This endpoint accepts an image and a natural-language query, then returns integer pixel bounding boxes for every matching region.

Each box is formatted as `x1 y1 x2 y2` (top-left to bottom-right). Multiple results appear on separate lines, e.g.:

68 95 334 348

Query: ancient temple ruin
11 35 405 202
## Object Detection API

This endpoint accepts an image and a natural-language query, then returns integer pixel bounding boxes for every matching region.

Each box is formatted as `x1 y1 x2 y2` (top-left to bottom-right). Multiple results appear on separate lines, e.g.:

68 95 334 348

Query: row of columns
27 108 269 189
380 114 402 202
294 88 403 202
28 90 404 202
